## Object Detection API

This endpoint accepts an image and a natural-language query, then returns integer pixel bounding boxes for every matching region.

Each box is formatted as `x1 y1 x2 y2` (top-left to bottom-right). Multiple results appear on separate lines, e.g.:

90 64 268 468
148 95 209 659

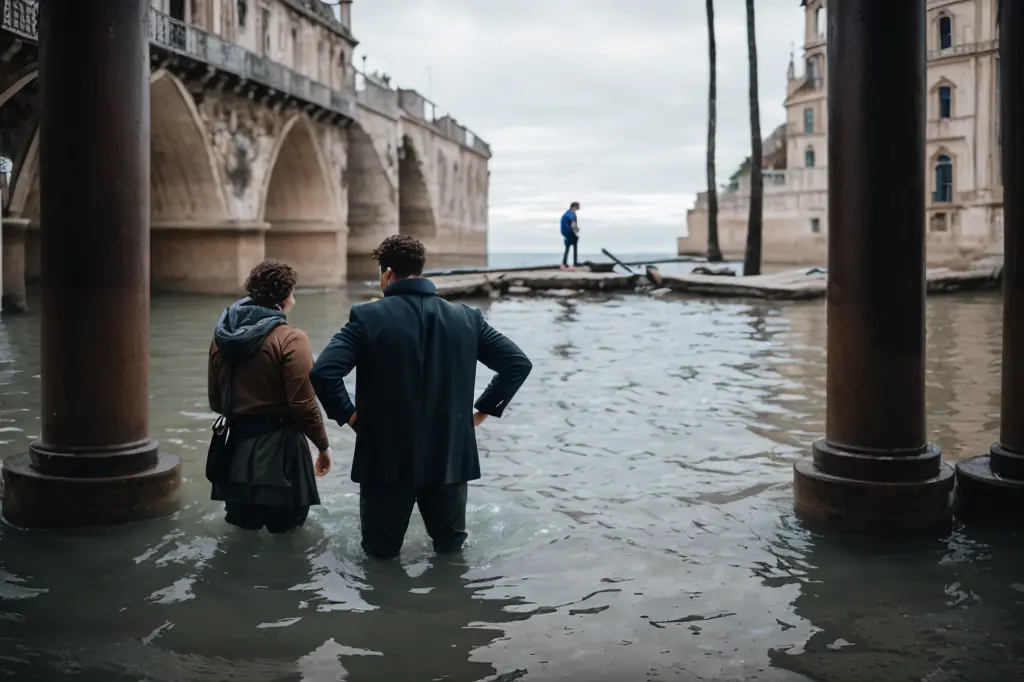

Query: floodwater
1 287 1023 682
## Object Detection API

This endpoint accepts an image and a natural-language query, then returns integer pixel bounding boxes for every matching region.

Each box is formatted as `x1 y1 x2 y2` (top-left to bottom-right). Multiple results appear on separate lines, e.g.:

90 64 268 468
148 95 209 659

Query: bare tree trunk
743 0 763 276
705 0 723 262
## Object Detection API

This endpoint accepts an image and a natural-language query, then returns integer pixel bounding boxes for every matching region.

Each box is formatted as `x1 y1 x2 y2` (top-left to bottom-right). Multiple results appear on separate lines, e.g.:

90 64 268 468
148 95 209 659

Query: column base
954 450 1024 522
151 221 268 295
1 449 182 529
793 440 954 535
264 220 347 286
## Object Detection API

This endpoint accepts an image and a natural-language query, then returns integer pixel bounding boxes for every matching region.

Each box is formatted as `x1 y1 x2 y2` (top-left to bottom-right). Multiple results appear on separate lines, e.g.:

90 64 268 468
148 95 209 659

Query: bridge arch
149 70 230 222
398 134 437 239
346 121 398 276
0 65 38 111
260 114 344 285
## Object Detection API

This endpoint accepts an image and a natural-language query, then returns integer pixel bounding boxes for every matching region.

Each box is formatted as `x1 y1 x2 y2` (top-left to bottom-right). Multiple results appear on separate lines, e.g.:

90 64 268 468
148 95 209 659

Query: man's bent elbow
308 362 328 397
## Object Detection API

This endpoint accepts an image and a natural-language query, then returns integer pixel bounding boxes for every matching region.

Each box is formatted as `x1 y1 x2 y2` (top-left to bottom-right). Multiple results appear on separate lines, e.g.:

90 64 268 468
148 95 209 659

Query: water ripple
0 289 1020 680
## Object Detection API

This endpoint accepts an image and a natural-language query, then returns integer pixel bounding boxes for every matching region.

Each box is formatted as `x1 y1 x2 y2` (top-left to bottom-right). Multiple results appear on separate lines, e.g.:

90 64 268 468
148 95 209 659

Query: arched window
816 7 826 37
934 155 953 202
806 57 819 81
939 15 952 50
805 146 815 168
804 107 814 133
938 86 952 118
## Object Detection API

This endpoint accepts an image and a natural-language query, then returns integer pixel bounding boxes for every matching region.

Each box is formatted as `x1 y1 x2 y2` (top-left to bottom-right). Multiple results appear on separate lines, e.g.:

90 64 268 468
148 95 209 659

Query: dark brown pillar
956 0 1024 518
792 0 954 534
1 0 180 528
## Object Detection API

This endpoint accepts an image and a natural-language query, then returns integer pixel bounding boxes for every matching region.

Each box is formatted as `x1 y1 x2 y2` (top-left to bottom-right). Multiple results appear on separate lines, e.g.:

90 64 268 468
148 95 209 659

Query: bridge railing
351 66 399 117
397 88 492 158
2 0 356 120
1 0 490 153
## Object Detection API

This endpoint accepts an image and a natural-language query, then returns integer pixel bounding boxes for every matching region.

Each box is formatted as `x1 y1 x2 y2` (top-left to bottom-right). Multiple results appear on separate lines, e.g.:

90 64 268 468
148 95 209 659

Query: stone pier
2 0 180 528
792 0 954 534
955 0 1024 517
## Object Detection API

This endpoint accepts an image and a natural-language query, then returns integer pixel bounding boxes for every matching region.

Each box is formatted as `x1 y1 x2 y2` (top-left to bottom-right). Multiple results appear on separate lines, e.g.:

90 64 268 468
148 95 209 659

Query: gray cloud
351 0 804 252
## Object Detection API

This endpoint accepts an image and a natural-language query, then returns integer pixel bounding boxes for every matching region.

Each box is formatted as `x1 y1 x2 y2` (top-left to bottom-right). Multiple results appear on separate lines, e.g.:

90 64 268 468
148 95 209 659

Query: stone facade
680 0 1004 267
0 0 491 306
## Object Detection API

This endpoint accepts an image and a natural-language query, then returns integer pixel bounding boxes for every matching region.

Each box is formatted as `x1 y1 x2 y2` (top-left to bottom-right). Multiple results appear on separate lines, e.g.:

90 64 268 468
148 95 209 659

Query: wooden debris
427 258 1003 302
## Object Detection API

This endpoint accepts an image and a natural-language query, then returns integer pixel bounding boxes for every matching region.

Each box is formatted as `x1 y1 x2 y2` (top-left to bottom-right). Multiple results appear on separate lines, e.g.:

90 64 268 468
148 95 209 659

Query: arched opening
0 67 41 308
939 14 952 50
804 146 815 168
815 6 826 38
934 154 953 203
148 71 239 293
347 122 398 278
150 72 228 223
262 116 342 285
398 135 436 239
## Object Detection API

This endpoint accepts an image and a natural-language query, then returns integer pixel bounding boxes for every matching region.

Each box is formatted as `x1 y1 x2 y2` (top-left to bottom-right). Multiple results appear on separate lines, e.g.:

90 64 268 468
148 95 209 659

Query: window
237 0 247 27
938 86 952 118
292 27 299 69
806 57 819 81
816 7 826 37
939 15 952 50
804 108 814 133
930 212 948 232
934 155 953 202
261 7 271 54
811 218 821 234
805 147 815 168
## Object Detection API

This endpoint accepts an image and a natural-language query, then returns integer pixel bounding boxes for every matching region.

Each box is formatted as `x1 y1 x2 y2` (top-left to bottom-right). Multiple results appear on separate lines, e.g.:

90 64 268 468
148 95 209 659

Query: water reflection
0 288 1017 680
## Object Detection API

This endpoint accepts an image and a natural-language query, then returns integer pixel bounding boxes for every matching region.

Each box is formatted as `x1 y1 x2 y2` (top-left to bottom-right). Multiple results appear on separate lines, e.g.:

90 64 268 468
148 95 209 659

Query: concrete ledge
265 219 347 235
151 220 271 233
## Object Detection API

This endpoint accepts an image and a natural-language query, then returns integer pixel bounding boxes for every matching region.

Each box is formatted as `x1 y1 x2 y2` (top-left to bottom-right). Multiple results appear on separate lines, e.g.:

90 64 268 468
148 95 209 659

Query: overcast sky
351 0 805 254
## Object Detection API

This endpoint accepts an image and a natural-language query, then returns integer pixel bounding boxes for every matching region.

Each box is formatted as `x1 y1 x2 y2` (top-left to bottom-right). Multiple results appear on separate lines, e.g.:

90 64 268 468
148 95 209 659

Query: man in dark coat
310 235 533 558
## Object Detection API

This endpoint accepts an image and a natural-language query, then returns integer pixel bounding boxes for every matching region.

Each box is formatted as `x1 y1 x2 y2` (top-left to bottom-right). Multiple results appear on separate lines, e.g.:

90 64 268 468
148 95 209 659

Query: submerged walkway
426 257 1004 301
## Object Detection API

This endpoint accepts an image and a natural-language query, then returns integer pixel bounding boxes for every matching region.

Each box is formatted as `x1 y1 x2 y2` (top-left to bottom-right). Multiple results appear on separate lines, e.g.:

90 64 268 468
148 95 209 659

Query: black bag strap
217 350 233 427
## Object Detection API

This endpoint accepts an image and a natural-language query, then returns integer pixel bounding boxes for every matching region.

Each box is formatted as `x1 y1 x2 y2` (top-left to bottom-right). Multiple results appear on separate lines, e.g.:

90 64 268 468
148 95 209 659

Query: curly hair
244 259 297 308
372 235 426 278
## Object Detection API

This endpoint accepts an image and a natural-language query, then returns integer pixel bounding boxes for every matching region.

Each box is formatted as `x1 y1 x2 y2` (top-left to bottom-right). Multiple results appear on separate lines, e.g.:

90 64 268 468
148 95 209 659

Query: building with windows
679 0 1003 266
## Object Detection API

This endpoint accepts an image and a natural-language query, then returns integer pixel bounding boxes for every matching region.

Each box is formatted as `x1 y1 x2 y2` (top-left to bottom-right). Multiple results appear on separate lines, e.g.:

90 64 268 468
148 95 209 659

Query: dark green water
0 287 1021 681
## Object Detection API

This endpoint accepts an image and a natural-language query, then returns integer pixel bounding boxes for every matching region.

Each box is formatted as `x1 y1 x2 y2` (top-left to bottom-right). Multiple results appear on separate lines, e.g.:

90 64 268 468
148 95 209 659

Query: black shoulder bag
205 361 234 484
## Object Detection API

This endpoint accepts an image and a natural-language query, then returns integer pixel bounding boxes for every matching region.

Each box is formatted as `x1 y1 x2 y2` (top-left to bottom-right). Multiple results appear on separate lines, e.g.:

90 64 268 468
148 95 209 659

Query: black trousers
225 503 309 534
359 483 468 559
562 236 579 266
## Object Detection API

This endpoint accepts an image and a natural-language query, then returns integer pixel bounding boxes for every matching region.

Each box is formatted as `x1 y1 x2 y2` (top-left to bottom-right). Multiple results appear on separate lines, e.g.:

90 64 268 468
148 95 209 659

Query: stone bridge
0 0 490 309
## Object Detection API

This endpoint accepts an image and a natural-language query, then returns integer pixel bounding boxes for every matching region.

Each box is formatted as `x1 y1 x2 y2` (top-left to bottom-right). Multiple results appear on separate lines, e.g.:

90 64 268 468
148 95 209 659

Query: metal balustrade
1 0 490 154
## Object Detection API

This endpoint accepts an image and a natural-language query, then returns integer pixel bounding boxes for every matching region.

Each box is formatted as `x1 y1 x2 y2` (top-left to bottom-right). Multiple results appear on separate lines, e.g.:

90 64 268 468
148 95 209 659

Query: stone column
956 0 1024 517
1 216 28 313
1 0 181 528
792 0 954 533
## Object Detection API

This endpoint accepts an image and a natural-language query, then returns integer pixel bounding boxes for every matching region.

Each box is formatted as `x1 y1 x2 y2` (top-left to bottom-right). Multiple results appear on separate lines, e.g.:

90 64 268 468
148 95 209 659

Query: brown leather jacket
208 324 330 452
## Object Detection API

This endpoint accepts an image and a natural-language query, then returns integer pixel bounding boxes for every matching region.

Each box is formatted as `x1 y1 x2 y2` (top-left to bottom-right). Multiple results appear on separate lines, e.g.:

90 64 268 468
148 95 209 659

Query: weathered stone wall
399 115 489 258
2 71 488 297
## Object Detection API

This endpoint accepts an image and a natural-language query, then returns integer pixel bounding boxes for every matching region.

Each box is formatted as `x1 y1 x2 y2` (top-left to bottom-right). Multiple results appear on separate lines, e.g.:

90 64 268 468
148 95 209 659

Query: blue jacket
560 209 577 238
310 277 533 488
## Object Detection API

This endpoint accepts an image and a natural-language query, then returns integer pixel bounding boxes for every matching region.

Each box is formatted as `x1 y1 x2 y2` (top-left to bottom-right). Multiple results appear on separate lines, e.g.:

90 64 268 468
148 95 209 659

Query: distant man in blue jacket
310 235 533 559
560 201 581 269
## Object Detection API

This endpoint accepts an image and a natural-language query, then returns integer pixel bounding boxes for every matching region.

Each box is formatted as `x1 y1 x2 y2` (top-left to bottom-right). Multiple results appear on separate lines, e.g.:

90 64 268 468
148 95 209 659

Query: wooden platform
425 259 1004 302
